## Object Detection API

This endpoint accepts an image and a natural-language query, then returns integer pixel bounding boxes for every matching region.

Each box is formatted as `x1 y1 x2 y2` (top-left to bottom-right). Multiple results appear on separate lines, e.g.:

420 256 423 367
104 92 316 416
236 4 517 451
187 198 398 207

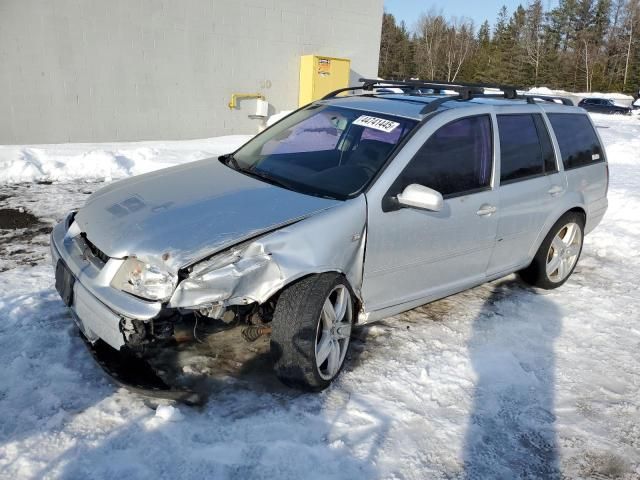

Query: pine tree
469 21 493 82
378 14 414 79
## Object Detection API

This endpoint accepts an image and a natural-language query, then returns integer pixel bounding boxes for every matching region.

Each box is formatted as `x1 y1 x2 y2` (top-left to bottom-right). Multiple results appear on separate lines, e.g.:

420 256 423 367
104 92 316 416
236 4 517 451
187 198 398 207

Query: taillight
605 163 609 197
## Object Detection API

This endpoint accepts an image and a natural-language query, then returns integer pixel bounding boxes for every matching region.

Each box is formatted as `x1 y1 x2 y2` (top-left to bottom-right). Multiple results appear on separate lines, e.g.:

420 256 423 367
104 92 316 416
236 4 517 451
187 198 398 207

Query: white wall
0 0 383 144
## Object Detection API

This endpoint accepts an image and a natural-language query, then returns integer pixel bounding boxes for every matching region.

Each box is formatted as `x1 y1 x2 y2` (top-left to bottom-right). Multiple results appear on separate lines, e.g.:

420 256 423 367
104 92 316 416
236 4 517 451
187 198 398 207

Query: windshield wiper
219 153 241 170
219 153 340 200
243 169 297 191
220 154 295 190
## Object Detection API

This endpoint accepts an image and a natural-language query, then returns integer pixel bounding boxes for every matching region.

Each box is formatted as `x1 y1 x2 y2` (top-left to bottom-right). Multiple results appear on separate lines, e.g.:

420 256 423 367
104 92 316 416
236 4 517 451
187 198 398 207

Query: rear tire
519 212 585 289
270 273 353 391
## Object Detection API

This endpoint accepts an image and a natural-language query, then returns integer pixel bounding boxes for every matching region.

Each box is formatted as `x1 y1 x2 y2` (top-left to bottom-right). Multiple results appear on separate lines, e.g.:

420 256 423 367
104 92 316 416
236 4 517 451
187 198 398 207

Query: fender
527 190 587 261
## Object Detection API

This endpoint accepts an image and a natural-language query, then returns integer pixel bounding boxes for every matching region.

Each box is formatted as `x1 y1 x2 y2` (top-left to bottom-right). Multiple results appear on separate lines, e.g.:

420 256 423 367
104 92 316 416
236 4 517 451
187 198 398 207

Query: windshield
230 104 418 199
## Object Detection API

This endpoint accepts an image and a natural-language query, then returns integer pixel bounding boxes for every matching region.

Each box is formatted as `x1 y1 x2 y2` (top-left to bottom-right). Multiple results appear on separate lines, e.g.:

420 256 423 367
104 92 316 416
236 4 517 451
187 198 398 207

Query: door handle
476 204 497 216
548 185 564 197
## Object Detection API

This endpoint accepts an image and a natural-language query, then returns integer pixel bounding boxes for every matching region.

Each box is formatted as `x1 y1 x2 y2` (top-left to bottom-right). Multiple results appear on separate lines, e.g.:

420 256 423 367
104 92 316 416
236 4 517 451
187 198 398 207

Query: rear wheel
270 273 353 391
519 212 584 289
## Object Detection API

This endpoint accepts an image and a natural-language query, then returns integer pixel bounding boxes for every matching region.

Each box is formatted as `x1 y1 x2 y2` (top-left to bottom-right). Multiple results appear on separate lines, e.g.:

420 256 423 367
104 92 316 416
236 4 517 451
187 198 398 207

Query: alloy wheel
546 222 582 283
314 284 352 380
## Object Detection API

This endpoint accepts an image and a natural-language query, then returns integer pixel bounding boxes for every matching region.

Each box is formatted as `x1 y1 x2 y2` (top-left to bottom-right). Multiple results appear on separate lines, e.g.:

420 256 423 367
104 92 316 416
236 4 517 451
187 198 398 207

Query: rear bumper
586 197 608 235
50 216 162 350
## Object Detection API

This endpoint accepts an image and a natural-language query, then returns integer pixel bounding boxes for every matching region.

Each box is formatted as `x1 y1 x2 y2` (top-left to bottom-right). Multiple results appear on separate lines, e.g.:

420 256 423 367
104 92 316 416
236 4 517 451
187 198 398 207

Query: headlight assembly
111 257 177 301
188 240 254 277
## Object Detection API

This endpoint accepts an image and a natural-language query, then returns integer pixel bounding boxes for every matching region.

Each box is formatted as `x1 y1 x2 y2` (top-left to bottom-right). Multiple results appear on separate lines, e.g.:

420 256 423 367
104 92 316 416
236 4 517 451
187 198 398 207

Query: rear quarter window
547 113 604 170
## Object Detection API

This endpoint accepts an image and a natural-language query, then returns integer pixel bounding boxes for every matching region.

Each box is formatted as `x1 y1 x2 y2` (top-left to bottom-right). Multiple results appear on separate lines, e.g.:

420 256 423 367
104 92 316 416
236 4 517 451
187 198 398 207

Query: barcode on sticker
353 115 400 133
592 153 601 160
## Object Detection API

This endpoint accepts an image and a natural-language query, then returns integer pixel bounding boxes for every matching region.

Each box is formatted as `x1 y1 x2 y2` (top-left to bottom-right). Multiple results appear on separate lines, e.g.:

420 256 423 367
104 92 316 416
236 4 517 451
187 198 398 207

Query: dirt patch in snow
0 207 51 271
0 208 41 229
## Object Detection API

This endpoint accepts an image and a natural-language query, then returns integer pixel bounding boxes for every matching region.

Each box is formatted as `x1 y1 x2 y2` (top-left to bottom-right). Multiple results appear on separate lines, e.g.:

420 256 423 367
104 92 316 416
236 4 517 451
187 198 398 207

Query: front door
362 114 499 313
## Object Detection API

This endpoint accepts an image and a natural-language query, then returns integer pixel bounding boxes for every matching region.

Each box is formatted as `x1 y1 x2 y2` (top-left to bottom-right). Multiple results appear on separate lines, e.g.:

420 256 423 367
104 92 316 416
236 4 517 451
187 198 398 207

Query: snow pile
581 91 634 101
0 115 639 478
527 86 561 96
527 87 635 106
0 135 251 185
0 111 300 185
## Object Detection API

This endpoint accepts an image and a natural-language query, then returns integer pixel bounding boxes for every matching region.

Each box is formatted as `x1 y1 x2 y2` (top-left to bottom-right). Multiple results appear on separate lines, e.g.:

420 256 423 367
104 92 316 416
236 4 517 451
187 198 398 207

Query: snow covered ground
0 114 639 479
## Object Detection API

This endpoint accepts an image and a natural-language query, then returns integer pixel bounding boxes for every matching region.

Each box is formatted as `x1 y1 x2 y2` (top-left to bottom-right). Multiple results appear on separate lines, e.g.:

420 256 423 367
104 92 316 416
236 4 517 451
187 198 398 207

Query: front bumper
50 217 162 350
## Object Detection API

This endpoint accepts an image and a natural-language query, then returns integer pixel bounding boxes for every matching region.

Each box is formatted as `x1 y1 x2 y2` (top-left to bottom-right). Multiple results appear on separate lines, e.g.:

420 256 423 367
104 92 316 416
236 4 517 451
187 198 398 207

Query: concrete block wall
0 0 383 144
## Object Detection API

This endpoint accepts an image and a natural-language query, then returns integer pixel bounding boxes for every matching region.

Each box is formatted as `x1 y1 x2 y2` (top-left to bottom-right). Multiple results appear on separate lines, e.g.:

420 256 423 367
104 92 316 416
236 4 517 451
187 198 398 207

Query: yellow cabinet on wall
298 55 351 107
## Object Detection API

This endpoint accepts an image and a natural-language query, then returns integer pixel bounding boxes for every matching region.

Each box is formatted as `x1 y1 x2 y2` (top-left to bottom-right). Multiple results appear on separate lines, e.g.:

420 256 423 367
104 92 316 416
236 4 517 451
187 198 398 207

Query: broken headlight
188 240 254 277
111 257 177 301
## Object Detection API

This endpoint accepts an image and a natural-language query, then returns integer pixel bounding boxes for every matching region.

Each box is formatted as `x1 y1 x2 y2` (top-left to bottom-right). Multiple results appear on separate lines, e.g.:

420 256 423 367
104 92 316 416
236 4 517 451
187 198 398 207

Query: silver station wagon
51 79 608 393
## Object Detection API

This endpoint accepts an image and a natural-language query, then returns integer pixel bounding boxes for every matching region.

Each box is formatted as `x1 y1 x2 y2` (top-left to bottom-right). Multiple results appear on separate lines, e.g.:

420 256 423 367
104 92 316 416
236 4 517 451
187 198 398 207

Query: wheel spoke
316 333 332 365
552 236 564 253
333 287 347 322
322 298 336 328
563 224 577 246
547 255 561 276
557 258 567 279
327 341 340 376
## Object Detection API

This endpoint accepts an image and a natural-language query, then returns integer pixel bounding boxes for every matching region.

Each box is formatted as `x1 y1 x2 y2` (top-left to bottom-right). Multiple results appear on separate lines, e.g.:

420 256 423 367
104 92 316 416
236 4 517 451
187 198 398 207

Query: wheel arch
566 206 587 225
528 203 587 261
265 269 363 313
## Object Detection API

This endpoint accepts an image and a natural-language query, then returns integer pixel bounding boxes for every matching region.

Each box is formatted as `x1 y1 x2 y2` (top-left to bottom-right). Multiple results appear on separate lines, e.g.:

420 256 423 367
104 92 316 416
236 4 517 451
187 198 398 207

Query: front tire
519 212 585 289
270 273 353 391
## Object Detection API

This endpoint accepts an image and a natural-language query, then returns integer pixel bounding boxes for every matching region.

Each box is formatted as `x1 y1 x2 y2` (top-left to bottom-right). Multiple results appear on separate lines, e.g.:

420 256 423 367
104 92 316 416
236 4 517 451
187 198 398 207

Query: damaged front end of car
122 197 368 353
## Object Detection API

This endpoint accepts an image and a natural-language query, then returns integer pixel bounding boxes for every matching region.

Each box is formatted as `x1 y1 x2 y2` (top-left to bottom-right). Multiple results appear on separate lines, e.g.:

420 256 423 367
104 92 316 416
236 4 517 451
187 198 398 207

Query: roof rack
322 78 574 111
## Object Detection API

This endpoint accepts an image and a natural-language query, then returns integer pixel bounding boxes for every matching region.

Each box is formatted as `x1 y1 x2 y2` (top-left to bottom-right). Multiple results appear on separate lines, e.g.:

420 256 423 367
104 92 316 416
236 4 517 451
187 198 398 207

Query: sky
383 0 539 30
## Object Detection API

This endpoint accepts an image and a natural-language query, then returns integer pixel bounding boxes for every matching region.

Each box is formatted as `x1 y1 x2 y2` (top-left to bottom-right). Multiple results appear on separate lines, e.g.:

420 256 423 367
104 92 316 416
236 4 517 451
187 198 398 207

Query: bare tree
623 0 639 88
414 11 448 79
524 0 546 85
444 18 475 82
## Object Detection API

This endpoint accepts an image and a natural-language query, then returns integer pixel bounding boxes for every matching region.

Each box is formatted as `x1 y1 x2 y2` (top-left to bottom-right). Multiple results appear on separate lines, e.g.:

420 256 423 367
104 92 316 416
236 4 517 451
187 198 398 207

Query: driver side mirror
396 184 444 212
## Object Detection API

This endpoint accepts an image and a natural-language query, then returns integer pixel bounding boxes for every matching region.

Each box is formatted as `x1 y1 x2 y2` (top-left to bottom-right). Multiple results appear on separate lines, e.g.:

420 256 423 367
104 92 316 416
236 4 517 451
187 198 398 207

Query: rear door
487 111 562 276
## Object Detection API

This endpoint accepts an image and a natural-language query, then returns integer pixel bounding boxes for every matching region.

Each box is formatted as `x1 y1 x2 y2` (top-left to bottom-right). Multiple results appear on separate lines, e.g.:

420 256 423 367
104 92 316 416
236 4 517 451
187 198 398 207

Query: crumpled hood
74 158 339 272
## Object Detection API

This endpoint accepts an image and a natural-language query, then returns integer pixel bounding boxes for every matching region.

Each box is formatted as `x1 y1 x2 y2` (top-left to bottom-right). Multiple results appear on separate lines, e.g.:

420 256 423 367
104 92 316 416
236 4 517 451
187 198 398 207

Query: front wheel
270 273 354 391
519 212 585 289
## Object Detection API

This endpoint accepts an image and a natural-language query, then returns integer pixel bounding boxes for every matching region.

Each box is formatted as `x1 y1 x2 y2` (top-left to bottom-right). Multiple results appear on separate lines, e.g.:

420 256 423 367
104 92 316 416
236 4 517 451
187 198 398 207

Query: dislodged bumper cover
169 196 367 310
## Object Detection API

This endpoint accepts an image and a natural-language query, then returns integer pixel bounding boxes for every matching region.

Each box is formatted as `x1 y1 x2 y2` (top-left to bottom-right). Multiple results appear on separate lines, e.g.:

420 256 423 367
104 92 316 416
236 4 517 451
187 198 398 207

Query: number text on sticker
353 115 400 133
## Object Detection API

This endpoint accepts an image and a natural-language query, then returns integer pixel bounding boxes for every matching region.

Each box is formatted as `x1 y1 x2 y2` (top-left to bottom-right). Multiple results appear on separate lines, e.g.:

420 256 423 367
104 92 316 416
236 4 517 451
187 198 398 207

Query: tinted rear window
547 114 604 170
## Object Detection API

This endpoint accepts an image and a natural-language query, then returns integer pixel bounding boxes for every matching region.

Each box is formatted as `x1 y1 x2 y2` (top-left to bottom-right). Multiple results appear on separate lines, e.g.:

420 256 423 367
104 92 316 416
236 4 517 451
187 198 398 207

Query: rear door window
497 114 556 184
547 113 604 170
396 115 493 198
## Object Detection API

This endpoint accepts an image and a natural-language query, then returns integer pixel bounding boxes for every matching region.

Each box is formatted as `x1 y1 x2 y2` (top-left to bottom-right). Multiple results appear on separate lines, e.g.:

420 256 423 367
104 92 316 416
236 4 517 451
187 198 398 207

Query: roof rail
322 78 574 109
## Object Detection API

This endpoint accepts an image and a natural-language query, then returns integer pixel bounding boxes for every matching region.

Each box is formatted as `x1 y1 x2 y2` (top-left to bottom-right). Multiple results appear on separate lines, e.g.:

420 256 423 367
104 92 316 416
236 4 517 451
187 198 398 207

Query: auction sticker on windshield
353 115 400 133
